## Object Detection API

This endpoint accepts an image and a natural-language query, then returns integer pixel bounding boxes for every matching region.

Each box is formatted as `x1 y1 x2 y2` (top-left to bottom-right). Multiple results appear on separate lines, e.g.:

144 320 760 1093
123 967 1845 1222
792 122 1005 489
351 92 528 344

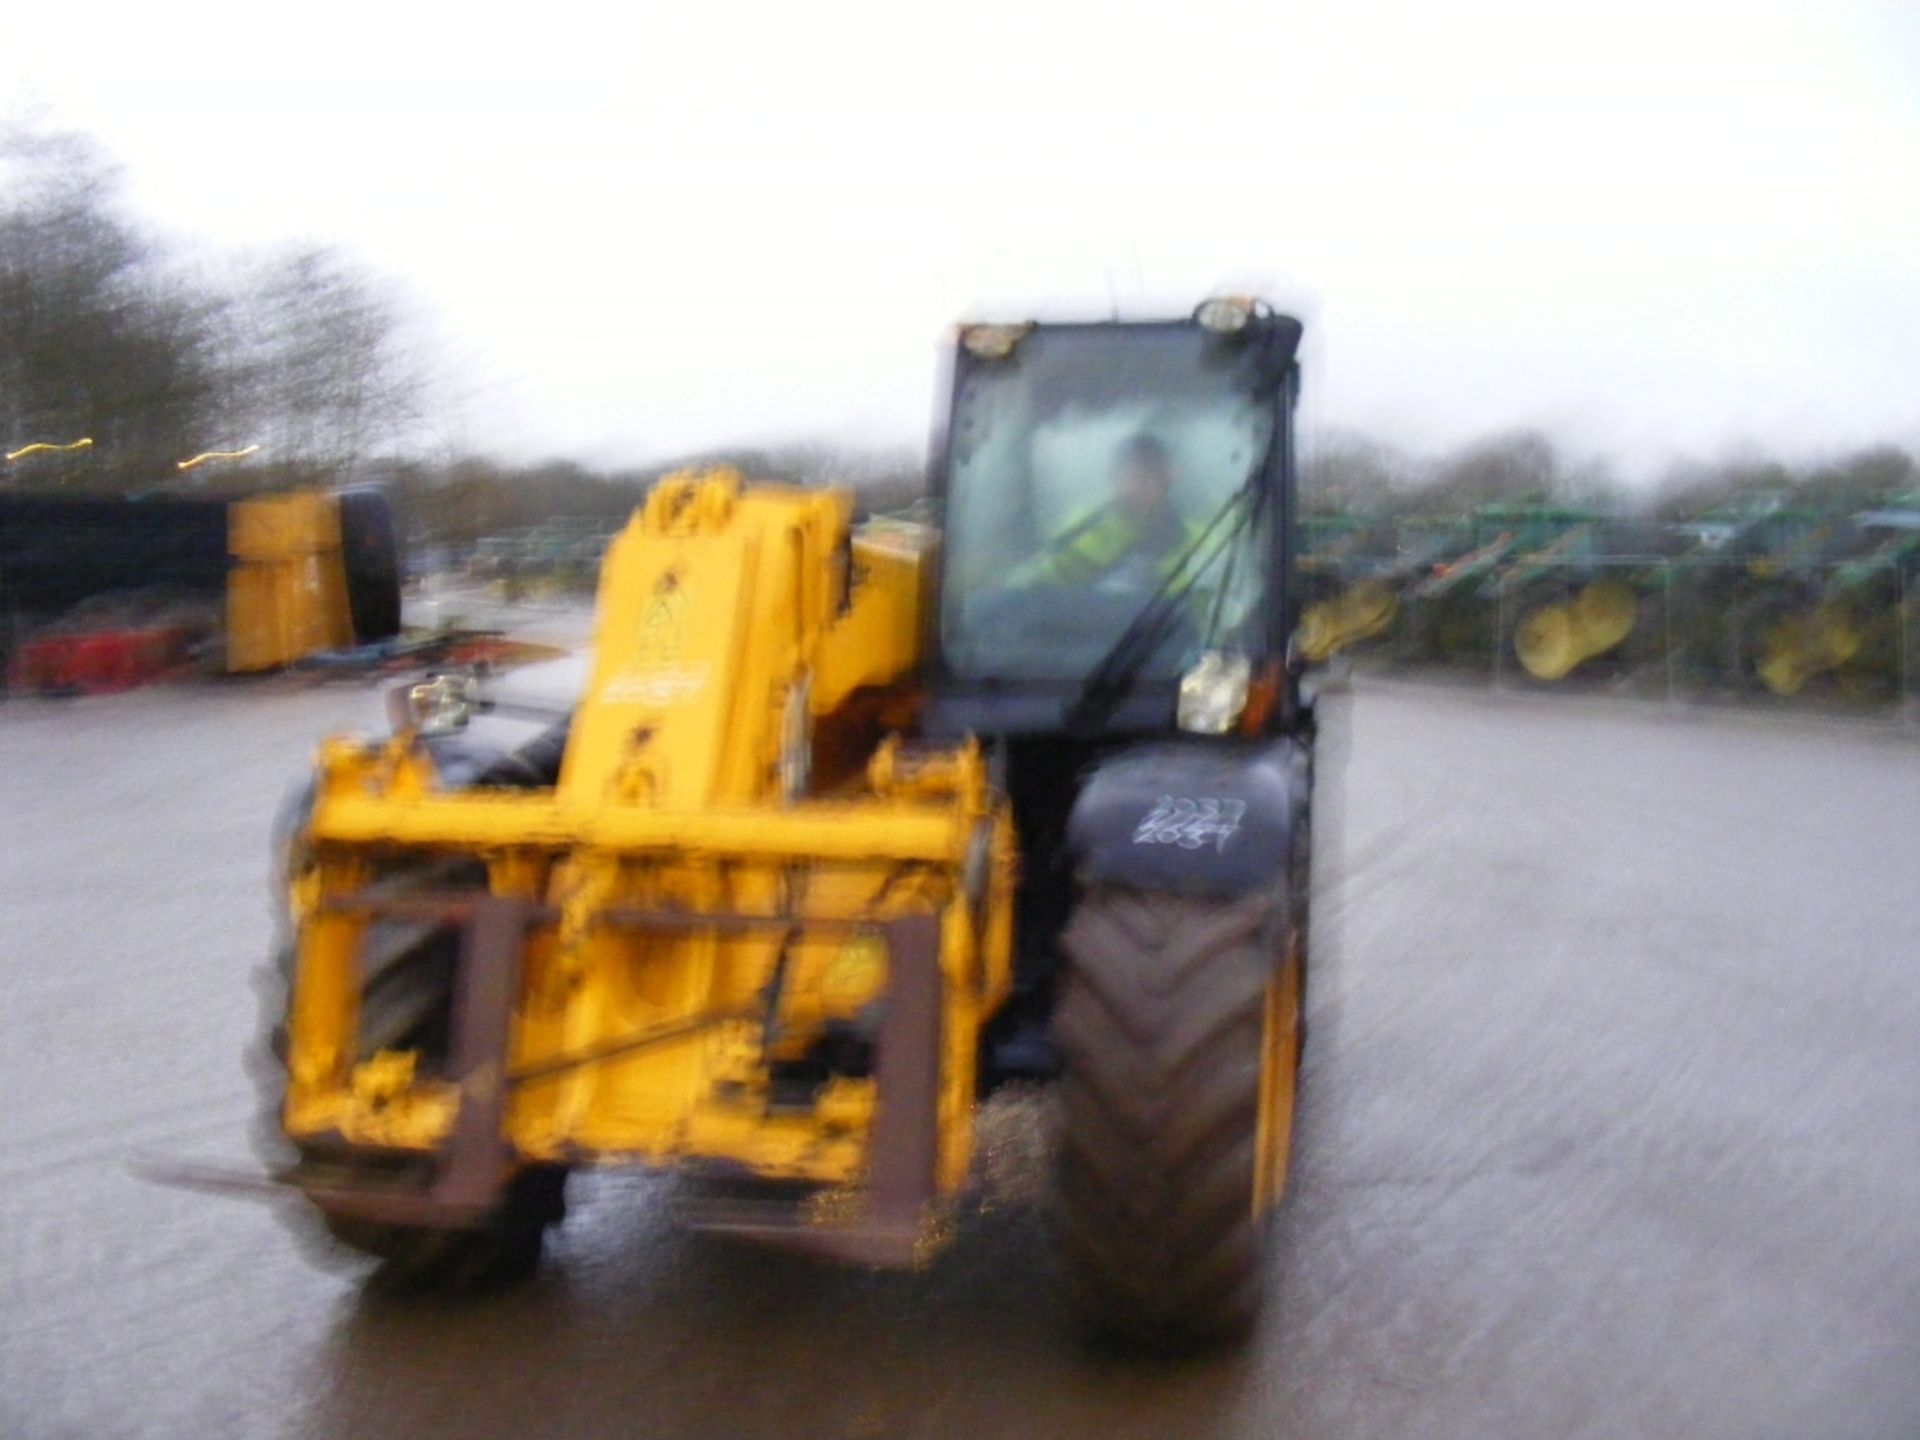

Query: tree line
1 119 422 487
1302 429 1918 522
7 118 1912 543
364 445 926 554
368 431 1918 565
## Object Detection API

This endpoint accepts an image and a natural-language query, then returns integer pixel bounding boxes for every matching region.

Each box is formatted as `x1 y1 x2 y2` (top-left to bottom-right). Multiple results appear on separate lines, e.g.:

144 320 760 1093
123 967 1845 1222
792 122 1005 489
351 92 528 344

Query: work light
1177 651 1251 733
396 672 478 737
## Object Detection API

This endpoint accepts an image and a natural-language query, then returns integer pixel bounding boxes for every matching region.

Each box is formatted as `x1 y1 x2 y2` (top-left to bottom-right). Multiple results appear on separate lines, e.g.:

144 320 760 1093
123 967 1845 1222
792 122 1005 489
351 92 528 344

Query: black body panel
0 493 230 620
336 486 403 643
1 487 405 647
1066 739 1309 898
921 685 1176 741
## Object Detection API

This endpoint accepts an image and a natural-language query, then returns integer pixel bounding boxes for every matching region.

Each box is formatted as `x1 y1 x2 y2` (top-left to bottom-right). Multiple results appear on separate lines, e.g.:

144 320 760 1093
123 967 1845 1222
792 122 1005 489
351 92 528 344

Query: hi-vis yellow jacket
1012 505 1202 589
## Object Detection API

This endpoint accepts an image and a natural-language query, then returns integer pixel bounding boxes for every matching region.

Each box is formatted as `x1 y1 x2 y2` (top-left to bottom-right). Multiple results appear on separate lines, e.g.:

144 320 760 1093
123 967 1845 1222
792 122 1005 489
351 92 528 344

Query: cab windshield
940 323 1277 682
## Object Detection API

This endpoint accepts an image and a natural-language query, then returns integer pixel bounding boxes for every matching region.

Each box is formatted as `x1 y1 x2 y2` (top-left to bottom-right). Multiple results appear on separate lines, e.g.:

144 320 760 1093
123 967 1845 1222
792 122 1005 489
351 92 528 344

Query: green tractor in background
1297 505 1655 682
1668 498 1842 697
1739 499 1920 700
1394 505 1620 674
1489 516 1673 684
1294 513 1439 663
1294 483 1918 704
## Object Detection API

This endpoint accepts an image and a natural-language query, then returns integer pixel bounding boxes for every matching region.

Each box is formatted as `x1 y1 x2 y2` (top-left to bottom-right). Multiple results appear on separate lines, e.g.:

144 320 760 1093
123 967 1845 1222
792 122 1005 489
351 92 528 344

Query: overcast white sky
5 1 1919 478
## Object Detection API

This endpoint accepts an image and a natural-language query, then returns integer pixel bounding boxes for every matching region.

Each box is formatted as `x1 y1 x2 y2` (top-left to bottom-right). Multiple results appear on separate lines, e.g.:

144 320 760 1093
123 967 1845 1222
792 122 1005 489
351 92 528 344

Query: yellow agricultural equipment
226 488 401 671
252 301 1315 1347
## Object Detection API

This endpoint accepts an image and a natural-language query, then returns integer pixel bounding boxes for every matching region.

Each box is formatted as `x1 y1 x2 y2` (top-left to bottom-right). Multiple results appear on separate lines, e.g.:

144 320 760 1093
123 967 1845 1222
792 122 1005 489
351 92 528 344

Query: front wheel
1054 887 1302 1349
253 731 572 1292
255 923 570 1293
317 1163 568 1292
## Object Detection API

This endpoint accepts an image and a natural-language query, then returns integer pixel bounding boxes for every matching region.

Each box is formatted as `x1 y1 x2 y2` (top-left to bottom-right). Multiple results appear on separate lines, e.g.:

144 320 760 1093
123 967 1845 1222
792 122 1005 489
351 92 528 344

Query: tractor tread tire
252 750 567 1294
1054 886 1280 1350
320 1165 567 1294
252 933 567 1293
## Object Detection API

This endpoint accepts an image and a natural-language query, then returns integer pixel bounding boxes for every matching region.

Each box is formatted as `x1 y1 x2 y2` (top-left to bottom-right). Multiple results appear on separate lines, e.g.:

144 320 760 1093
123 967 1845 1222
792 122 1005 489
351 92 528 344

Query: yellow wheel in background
1757 605 1862 697
1297 581 1398 662
1515 603 1578 680
1515 580 1640 682
1295 604 1339 663
1574 580 1638 653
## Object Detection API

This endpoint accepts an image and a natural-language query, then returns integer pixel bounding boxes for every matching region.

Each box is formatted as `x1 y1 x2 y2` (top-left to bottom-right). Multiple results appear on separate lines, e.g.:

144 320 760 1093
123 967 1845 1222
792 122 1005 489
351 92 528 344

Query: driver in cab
1010 433 1200 591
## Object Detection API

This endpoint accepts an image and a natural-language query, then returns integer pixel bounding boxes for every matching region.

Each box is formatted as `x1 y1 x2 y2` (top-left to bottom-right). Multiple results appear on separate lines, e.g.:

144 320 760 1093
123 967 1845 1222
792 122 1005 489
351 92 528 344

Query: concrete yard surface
2 676 1916 1439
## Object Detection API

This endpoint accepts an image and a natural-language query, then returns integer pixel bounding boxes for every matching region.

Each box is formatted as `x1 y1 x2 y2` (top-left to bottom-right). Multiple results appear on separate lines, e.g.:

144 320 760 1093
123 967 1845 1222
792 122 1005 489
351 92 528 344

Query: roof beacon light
960 324 1031 361
1194 297 1255 335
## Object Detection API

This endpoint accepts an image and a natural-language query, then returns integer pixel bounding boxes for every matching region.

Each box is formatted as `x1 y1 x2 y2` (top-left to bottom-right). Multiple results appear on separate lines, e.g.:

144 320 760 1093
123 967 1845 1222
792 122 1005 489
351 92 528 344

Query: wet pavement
3 675 1917 1439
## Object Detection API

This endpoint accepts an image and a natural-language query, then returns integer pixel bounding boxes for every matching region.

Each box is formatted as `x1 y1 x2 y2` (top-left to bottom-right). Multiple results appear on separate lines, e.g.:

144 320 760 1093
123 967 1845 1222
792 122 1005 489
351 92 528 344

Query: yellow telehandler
256 299 1315 1347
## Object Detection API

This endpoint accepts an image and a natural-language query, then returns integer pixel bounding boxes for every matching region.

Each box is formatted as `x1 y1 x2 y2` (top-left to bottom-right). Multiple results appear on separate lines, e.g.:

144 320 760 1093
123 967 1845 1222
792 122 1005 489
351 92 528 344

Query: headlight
1194 296 1255 334
394 672 479 737
1177 651 1251 734
959 323 1031 360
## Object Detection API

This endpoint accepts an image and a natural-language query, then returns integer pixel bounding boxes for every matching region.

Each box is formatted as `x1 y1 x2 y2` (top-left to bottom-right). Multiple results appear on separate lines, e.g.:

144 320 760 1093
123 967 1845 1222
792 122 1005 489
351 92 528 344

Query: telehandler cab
258 298 1316 1347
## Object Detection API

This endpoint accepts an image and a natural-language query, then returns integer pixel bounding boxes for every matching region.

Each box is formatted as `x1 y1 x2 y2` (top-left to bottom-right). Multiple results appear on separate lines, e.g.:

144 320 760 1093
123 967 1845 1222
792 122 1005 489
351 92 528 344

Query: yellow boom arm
282 470 1016 1261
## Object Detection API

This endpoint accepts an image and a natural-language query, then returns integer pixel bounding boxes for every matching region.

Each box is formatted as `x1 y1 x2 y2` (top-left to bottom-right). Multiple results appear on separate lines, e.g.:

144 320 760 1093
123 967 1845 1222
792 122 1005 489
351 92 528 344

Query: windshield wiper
1063 475 1268 735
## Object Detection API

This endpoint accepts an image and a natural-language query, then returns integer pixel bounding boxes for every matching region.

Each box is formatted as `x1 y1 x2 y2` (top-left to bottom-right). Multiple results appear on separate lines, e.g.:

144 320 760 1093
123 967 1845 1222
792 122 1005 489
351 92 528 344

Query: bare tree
1410 430 1562 514
221 245 427 476
1301 429 1417 516
0 119 219 483
2 116 433 492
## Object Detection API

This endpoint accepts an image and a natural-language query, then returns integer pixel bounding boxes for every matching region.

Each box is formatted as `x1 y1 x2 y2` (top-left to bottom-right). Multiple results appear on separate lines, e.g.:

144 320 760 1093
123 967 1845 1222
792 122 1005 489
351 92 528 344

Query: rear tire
1054 887 1297 1349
